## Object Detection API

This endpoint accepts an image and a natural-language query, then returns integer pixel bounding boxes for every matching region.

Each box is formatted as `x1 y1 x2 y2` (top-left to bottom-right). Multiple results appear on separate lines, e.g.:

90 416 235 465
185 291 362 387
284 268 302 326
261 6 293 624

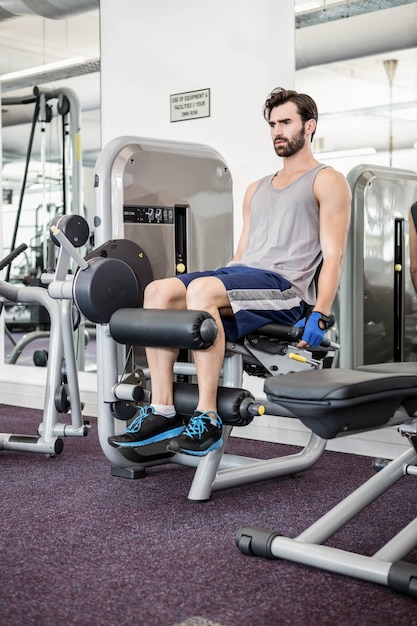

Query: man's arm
232 180 259 261
314 167 352 315
298 167 351 347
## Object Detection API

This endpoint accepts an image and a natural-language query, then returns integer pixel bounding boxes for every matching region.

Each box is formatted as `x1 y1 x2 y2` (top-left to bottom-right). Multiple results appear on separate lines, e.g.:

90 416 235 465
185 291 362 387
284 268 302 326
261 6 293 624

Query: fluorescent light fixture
314 147 377 159
1 57 85 81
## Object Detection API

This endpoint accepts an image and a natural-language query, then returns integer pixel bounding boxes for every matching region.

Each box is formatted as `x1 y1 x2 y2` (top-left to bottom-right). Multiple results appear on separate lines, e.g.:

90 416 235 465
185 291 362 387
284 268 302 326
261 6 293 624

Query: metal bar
212 432 327 492
270 537 390 586
297 446 417 545
393 217 405 361
374 516 417 561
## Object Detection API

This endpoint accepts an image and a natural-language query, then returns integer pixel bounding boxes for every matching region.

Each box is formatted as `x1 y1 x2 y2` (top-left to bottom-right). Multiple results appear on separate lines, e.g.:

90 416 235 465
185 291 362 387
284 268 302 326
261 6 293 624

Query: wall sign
170 88 210 122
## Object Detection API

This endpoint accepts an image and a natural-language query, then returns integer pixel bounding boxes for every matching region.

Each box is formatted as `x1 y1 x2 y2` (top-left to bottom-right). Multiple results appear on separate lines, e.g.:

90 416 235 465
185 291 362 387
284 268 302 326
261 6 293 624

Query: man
108 87 352 457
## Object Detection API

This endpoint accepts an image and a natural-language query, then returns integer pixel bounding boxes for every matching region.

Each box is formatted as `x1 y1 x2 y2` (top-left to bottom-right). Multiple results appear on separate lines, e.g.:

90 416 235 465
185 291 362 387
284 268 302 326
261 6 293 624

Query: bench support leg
236 445 417 597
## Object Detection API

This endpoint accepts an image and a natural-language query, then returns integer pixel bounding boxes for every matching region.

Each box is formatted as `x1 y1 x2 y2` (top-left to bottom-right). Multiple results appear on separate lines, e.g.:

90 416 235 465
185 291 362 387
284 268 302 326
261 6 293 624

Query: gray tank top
228 164 328 305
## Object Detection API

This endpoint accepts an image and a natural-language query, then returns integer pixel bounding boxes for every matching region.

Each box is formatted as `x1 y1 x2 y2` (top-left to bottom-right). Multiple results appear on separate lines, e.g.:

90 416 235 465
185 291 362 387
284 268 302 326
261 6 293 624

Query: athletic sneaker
167 410 223 456
108 405 185 448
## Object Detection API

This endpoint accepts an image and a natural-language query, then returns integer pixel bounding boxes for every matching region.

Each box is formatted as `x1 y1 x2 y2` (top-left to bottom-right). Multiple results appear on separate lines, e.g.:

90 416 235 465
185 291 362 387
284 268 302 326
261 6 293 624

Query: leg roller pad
173 382 255 426
109 309 218 350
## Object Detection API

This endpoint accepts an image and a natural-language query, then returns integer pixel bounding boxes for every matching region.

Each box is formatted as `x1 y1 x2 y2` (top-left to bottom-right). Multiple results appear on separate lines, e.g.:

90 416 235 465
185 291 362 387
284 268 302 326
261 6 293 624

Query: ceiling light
1 57 85 81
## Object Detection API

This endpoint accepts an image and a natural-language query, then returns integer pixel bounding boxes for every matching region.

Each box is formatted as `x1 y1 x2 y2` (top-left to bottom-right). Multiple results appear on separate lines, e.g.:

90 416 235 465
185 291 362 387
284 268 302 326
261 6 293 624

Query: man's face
269 101 307 158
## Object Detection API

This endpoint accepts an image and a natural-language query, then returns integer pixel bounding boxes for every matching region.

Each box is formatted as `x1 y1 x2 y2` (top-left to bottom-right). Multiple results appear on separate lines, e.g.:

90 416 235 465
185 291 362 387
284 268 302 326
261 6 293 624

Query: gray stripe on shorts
226 288 302 313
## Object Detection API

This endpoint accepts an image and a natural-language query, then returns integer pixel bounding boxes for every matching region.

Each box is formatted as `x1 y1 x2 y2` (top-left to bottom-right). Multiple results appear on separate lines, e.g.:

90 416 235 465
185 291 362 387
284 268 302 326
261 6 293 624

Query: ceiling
1 0 417 182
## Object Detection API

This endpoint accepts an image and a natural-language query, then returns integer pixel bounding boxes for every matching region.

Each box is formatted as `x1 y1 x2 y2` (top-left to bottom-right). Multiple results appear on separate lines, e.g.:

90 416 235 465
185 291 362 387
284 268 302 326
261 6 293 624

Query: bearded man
109 87 352 457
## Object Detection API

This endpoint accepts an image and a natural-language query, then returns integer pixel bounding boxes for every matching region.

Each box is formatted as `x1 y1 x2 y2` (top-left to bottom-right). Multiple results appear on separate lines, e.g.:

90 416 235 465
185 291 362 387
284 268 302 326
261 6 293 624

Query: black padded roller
109 309 218 350
173 382 255 426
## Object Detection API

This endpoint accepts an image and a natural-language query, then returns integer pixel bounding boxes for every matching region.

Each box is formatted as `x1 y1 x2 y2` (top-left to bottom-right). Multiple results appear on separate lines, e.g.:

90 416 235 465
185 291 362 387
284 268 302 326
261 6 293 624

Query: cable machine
2 86 86 362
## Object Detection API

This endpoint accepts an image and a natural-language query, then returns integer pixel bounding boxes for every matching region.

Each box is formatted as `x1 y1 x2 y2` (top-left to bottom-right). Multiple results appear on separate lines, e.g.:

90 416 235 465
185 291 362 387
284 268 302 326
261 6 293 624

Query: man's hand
295 311 331 348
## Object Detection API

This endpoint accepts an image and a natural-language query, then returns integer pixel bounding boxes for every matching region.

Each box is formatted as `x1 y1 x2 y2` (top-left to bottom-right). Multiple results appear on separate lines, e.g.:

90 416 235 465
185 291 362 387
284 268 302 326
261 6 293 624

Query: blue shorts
176 266 307 340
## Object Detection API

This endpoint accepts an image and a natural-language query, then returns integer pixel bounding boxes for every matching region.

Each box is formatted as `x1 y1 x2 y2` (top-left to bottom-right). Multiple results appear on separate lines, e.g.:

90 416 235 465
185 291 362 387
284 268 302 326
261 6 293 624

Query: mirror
1 8 100 370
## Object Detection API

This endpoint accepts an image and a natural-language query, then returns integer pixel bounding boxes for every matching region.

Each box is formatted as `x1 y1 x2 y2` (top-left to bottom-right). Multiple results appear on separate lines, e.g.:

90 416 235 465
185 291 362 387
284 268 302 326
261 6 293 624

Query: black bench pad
264 368 417 439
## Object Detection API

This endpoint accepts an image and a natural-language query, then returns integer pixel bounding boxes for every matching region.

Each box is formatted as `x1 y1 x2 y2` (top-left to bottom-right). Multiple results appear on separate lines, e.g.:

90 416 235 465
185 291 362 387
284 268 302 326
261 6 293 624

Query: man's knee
144 277 185 308
186 276 227 309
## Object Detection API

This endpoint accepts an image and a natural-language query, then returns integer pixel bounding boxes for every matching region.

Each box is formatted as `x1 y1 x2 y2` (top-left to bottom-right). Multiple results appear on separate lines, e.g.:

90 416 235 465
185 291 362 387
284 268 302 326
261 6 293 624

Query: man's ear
305 118 317 138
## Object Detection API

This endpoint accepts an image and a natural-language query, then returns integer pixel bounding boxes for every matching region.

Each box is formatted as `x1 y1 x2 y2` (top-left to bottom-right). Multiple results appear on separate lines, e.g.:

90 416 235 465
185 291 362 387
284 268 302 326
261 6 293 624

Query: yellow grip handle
289 352 307 363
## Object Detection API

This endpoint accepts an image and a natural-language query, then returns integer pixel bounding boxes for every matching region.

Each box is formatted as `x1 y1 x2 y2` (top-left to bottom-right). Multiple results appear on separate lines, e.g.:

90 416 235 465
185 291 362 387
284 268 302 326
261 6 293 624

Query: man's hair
263 87 318 142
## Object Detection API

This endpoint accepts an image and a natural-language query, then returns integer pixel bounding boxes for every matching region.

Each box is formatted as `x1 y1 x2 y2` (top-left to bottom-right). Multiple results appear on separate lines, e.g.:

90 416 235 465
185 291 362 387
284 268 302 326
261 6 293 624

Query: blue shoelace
126 405 154 433
184 411 221 437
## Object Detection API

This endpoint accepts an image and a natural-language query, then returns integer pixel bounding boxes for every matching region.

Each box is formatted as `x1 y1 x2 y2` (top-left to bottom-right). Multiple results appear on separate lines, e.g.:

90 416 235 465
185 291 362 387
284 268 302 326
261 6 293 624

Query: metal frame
0 275 88 455
236 425 417 597
85 135 335 500
339 164 417 368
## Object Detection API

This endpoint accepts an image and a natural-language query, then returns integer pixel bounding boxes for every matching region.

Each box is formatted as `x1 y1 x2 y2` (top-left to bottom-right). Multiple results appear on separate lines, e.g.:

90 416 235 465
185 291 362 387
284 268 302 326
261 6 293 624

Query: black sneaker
108 405 185 448
167 410 222 456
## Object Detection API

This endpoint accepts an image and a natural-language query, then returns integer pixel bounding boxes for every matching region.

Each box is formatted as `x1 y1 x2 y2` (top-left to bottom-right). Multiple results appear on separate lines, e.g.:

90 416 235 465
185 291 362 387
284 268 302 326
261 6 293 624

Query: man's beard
274 127 306 157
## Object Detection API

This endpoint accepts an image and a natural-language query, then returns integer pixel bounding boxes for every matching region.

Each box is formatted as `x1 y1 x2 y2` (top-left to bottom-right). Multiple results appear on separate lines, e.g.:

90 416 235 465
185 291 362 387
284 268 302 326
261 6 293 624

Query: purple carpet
0 403 416 625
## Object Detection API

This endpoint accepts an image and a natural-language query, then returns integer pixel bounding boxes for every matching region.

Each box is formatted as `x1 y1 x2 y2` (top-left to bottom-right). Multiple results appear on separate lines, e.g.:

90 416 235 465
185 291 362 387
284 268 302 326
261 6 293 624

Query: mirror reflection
1 6 100 369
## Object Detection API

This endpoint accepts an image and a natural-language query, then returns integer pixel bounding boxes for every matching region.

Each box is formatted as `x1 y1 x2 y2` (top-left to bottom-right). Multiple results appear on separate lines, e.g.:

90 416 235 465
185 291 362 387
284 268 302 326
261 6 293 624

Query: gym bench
236 363 417 598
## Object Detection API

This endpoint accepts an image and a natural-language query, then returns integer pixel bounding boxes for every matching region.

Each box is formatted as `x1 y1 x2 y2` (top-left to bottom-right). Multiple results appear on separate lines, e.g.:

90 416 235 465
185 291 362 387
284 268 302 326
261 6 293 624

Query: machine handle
393 217 405 362
254 321 339 350
50 225 89 271
0 243 28 271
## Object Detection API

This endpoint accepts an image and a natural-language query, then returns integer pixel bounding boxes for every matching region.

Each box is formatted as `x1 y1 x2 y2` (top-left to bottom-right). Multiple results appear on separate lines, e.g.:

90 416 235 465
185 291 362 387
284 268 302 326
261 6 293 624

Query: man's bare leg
107 277 188 448
144 275 231 409
166 276 232 456
143 277 187 406
108 275 233 454
185 276 232 412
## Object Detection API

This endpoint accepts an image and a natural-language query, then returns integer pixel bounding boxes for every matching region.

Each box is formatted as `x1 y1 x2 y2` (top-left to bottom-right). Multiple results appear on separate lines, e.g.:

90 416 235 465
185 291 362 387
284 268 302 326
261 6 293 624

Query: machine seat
264 367 417 439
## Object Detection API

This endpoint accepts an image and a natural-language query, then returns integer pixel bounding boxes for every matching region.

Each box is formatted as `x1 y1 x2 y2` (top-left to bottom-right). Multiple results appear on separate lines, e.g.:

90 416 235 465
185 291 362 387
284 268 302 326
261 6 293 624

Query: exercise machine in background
2 86 85 349
0 222 90 455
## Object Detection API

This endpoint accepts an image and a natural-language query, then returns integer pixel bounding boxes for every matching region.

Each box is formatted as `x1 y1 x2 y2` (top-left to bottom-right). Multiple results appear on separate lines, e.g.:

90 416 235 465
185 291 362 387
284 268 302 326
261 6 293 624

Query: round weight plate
74 257 139 324
50 214 90 248
55 384 70 413
110 400 138 421
85 239 153 308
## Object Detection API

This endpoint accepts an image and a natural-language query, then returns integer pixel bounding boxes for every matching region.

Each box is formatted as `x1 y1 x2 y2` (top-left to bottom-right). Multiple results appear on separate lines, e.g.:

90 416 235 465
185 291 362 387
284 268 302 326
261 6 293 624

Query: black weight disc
50 214 90 248
74 257 139 324
85 239 153 308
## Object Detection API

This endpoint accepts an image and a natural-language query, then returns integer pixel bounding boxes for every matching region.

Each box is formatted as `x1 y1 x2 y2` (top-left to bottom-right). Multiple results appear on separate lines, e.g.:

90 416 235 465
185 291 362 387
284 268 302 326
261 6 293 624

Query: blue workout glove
295 311 331 348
